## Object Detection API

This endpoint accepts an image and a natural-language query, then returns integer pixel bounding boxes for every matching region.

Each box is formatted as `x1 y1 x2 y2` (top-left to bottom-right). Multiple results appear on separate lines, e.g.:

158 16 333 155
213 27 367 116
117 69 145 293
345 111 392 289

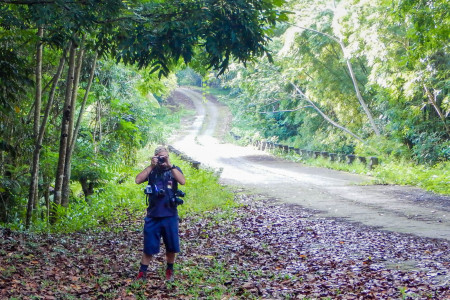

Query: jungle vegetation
0 0 448 231
206 0 448 192
0 0 286 230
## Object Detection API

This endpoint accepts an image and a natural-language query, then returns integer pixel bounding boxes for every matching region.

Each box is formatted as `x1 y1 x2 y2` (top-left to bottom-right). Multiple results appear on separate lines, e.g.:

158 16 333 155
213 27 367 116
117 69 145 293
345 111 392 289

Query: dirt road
170 88 450 241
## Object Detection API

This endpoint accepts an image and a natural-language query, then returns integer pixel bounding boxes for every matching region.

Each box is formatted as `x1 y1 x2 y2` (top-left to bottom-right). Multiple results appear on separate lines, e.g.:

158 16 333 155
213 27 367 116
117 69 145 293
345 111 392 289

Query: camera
175 190 185 197
172 198 184 207
170 189 185 207
157 156 165 164
144 185 153 195
144 184 165 197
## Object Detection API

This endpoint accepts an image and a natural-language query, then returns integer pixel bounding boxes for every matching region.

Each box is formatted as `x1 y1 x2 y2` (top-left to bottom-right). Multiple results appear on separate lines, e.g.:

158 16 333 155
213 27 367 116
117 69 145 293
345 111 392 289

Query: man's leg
137 252 152 280
165 252 176 281
138 217 161 280
162 216 179 281
141 252 152 265
166 252 175 264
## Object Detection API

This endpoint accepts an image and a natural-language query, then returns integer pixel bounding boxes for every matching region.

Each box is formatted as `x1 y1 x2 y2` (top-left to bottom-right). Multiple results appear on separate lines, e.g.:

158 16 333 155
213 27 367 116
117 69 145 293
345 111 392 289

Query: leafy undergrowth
1 192 449 299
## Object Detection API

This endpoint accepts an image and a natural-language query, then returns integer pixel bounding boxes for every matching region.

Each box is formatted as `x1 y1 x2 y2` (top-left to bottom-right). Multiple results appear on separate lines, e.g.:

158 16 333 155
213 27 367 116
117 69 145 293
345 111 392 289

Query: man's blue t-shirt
146 166 183 218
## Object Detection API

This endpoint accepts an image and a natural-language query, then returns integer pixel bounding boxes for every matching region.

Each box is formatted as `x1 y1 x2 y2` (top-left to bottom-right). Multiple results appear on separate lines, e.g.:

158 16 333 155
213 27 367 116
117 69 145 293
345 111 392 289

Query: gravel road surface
170 88 450 241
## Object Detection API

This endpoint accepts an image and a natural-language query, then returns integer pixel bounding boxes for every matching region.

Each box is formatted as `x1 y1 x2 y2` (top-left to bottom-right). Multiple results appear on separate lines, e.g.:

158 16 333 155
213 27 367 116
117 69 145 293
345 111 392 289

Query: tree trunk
61 45 85 207
63 53 98 201
71 53 98 153
424 85 450 136
40 45 69 144
342 43 380 136
291 82 365 143
93 100 102 154
43 176 50 223
54 43 76 206
26 43 68 227
288 23 381 136
61 50 98 206
26 27 43 229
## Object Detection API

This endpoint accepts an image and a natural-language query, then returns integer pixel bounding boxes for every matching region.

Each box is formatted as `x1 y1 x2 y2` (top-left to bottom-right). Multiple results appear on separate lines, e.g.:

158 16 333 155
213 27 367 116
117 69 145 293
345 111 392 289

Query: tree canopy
219 0 448 165
0 0 287 228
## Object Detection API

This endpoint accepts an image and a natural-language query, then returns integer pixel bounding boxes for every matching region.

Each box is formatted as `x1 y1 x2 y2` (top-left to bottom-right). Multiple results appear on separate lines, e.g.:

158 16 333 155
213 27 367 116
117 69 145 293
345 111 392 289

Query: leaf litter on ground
1 191 449 299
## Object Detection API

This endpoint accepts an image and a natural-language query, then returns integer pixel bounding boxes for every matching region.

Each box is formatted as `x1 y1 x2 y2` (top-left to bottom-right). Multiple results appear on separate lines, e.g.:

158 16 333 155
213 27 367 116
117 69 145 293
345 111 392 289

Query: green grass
372 160 450 194
175 160 237 217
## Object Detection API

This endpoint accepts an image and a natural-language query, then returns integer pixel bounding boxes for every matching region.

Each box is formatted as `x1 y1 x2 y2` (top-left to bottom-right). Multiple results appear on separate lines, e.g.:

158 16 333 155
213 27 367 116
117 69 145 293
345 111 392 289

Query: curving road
170 88 450 241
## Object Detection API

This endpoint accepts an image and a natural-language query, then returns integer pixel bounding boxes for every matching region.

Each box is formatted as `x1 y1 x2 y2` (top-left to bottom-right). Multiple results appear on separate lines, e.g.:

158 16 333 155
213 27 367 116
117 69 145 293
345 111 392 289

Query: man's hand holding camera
152 154 171 169
136 148 185 185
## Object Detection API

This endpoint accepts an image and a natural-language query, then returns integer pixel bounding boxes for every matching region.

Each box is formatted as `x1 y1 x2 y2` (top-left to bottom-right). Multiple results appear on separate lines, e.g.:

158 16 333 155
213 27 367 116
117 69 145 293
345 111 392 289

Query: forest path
170 88 450 241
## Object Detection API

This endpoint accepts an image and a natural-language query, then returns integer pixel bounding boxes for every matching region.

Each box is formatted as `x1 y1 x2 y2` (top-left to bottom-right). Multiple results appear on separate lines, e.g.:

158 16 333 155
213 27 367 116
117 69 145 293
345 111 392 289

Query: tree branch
258 106 313 114
290 82 365 143
258 98 283 108
286 22 340 44
285 21 380 136
424 85 450 135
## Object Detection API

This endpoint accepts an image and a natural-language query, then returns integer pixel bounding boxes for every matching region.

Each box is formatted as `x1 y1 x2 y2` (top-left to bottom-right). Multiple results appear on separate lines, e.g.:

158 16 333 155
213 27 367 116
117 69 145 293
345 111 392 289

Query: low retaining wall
168 145 201 169
230 133 380 169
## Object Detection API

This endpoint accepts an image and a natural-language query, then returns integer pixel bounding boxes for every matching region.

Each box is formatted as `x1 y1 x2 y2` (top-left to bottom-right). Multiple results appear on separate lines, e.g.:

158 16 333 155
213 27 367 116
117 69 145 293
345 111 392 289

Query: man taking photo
135 146 186 282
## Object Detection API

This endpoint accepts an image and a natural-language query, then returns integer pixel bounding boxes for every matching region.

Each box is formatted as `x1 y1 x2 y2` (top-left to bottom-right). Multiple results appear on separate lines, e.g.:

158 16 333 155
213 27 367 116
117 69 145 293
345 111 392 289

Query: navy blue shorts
143 215 180 255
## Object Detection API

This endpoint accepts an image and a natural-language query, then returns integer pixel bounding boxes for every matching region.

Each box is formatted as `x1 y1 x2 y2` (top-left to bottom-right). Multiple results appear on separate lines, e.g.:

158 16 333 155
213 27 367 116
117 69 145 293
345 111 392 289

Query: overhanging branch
290 82 365 143
258 105 313 114
285 21 380 136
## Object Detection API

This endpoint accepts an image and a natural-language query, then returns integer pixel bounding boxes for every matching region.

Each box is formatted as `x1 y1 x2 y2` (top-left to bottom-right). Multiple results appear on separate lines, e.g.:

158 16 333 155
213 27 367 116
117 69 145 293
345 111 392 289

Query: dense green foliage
8 146 235 233
216 0 448 167
0 0 286 76
1 73 179 228
176 67 203 87
0 0 285 228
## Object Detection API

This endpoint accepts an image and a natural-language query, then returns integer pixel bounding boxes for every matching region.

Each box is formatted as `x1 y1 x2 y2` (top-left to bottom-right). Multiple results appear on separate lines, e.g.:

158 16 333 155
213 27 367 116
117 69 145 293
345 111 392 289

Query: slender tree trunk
291 82 365 143
26 27 43 229
54 43 76 206
63 53 97 202
0 151 4 177
92 104 97 154
71 53 97 153
61 46 85 207
424 85 450 136
40 45 69 144
62 50 98 206
44 178 50 223
288 23 380 136
342 42 380 136
62 53 98 203
93 100 102 154
26 44 68 222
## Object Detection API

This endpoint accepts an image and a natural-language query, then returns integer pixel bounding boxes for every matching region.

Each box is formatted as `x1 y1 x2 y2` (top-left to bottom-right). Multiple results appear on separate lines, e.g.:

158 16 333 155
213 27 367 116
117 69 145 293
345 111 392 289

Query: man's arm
162 155 185 185
136 157 158 184
170 167 186 185
135 165 153 184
